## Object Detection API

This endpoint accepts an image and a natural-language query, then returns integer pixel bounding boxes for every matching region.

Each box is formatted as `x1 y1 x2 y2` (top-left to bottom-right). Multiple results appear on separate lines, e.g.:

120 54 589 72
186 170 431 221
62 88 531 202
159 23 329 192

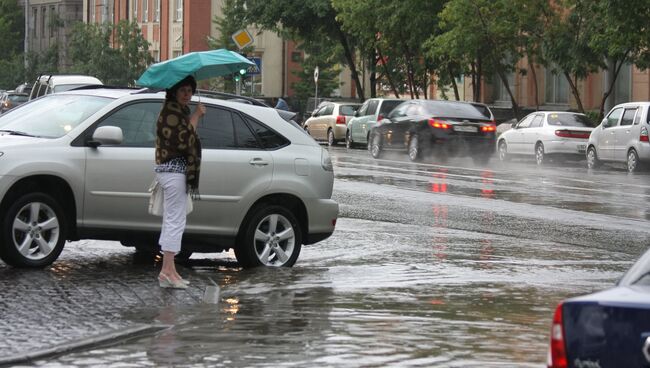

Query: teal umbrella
135 49 256 89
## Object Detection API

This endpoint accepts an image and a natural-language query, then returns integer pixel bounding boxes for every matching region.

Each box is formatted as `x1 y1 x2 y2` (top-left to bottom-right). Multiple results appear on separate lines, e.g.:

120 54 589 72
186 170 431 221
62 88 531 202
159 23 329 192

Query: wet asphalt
2 146 649 367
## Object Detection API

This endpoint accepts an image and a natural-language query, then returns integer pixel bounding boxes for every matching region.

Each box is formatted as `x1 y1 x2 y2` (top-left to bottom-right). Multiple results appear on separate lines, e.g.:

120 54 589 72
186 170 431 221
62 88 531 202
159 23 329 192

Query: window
143 0 148 22
339 105 358 116
32 8 37 37
175 0 183 22
49 6 56 36
197 107 262 149
620 108 637 127
133 0 138 21
154 0 160 22
356 102 369 117
614 63 632 105
291 51 302 62
233 114 259 149
605 108 623 128
530 115 544 128
95 102 161 147
493 72 515 103
545 68 568 104
379 100 402 116
517 114 535 129
88 0 95 22
366 100 379 116
246 118 288 149
41 7 46 37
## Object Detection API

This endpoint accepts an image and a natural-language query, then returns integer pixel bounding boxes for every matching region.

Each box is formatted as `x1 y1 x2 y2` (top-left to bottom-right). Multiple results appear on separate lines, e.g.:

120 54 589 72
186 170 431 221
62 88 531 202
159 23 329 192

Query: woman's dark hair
165 75 197 100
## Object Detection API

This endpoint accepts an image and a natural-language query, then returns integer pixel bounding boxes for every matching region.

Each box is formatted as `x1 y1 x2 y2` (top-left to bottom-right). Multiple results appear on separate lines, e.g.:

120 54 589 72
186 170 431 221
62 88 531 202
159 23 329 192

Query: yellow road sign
232 30 254 49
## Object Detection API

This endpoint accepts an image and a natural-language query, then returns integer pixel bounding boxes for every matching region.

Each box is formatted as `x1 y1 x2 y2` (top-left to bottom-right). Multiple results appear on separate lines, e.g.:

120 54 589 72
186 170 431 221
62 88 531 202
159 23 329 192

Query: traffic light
234 68 247 82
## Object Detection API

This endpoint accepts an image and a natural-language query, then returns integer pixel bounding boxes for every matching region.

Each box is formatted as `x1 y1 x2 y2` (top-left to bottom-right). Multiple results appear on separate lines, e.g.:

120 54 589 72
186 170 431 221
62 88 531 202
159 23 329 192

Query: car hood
0 134 56 148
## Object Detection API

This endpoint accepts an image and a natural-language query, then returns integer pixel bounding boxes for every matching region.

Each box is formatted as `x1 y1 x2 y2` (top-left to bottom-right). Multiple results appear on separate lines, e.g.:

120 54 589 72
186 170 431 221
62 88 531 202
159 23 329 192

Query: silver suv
587 102 650 172
0 88 338 268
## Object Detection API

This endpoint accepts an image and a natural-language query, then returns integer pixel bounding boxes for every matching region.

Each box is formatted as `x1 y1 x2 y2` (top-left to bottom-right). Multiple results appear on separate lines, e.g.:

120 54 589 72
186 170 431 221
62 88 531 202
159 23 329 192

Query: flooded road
25 147 650 367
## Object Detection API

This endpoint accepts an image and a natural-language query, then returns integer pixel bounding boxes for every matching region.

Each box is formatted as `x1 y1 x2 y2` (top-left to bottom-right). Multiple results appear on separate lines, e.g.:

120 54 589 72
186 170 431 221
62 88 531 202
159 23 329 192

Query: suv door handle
249 157 269 166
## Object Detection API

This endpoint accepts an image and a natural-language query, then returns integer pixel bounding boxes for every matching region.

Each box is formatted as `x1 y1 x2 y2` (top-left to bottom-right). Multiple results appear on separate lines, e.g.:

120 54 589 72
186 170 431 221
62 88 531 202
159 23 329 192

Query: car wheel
586 146 600 169
627 149 641 173
235 204 302 268
346 130 354 149
498 140 509 162
0 192 67 267
408 135 421 162
370 133 382 159
535 143 546 165
327 129 336 146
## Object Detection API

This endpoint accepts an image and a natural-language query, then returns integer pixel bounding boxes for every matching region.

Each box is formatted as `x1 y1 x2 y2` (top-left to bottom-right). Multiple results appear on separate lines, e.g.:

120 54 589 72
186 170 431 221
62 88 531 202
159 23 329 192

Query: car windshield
618 248 650 286
8 95 28 103
339 105 358 116
423 101 492 120
547 113 592 127
0 95 112 138
380 100 403 114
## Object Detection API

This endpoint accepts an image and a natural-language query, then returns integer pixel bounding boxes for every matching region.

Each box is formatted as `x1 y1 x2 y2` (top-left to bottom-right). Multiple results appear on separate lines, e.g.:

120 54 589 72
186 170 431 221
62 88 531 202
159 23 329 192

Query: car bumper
334 125 347 140
545 139 588 155
635 142 650 161
304 198 338 245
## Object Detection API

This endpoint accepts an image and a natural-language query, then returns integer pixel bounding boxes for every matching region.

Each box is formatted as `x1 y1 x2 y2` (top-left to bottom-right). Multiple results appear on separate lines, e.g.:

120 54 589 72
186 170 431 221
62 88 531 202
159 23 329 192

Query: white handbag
148 179 193 216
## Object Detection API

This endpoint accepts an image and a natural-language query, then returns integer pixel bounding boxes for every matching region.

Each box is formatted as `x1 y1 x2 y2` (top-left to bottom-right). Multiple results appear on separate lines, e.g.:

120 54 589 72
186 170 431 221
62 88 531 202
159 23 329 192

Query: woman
154 75 205 289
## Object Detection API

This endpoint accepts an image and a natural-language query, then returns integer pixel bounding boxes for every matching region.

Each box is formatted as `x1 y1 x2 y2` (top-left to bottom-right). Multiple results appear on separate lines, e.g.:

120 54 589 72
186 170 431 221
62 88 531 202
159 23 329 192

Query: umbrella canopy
135 49 256 89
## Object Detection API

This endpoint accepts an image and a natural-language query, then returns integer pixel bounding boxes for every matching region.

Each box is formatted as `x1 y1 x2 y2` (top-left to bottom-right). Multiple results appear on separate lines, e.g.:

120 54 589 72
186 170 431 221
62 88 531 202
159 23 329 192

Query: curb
0 324 169 367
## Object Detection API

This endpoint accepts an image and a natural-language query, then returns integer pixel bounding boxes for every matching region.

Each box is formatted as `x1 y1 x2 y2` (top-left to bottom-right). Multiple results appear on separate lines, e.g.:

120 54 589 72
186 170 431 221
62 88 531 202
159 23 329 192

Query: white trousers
157 172 187 254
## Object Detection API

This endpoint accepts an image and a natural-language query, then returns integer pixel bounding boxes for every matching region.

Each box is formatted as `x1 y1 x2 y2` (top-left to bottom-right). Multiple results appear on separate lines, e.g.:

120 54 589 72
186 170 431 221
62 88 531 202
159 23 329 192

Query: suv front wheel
235 204 302 268
0 193 67 267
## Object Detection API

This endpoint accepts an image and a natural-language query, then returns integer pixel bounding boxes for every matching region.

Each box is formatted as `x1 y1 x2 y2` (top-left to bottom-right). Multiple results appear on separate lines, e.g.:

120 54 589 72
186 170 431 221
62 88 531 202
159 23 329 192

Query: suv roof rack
196 89 270 107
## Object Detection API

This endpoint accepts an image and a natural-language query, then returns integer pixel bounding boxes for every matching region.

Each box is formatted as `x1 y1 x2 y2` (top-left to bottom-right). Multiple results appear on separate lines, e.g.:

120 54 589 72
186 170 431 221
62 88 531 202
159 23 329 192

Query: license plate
454 125 477 133
577 144 586 152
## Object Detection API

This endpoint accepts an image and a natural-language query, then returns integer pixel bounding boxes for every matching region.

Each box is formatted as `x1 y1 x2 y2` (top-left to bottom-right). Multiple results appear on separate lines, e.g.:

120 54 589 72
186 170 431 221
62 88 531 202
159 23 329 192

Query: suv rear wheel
0 193 67 267
235 204 302 268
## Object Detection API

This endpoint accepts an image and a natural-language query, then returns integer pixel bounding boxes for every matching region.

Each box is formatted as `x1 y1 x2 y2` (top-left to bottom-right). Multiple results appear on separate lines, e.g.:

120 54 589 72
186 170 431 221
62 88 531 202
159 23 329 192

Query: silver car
345 98 404 149
497 111 593 165
0 88 338 268
587 102 650 173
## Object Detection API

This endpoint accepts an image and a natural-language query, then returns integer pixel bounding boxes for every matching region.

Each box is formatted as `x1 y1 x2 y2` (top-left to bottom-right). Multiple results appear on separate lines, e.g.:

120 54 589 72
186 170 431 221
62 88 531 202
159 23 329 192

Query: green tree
68 21 153 86
0 0 25 89
231 0 366 100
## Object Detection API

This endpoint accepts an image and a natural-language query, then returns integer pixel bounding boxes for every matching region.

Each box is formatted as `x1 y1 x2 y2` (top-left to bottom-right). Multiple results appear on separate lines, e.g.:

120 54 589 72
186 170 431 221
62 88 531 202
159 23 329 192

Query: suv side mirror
89 126 123 147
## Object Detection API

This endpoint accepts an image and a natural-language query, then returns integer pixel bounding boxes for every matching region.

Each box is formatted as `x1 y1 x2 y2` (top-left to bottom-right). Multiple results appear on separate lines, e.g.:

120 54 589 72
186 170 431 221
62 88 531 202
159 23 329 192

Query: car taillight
555 130 590 139
481 124 496 132
377 114 384 121
428 118 450 129
336 115 346 125
641 126 649 142
547 303 568 368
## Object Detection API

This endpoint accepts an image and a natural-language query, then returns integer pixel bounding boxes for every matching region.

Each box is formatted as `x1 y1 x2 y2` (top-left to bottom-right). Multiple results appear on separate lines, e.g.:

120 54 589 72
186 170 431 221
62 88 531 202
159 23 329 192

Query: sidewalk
0 240 216 365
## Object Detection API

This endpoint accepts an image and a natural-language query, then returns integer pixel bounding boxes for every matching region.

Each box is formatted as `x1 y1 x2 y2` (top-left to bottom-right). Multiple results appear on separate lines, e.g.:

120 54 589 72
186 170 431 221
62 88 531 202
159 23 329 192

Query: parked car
586 102 650 173
346 98 404 149
0 87 338 268
368 99 496 163
29 74 103 100
303 101 361 146
496 111 594 165
547 246 650 368
0 91 29 114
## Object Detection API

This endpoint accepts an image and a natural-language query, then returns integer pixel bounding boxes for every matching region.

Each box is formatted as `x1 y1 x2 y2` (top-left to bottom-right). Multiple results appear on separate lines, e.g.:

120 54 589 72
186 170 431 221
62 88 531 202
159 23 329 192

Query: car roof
38 75 103 85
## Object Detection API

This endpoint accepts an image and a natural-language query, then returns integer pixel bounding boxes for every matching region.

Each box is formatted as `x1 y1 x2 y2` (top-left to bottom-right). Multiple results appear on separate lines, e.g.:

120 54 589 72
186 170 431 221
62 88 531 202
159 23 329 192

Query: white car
587 102 650 173
29 74 103 100
0 88 338 268
497 111 594 165
303 101 360 146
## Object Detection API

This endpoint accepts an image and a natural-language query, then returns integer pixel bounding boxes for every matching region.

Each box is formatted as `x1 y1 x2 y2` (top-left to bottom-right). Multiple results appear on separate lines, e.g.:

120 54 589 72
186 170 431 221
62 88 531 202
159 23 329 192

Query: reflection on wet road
32 147 649 367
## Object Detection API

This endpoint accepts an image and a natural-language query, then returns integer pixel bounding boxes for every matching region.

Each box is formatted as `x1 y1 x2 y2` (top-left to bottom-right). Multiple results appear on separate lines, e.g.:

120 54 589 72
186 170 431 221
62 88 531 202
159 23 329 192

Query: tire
535 142 546 166
586 146 600 169
327 129 336 146
0 192 67 267
627 149 641 173
498 140 509 162
235 204 302 268
370 133 382 159
408 135 421 162
345 130 354 149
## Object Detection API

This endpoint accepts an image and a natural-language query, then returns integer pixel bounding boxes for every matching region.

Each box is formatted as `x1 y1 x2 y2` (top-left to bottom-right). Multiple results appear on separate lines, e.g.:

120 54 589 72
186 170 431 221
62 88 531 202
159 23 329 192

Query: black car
368 99 497 163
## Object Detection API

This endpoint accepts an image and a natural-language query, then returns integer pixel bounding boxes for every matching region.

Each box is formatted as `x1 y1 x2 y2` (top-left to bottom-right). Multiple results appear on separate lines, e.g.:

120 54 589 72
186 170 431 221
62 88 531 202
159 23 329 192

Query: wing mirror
88 126 123 147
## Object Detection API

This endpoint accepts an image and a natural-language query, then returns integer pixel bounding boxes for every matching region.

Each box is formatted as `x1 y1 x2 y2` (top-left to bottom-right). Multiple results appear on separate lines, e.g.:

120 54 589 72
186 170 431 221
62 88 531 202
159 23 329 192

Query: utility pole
24 0 29 81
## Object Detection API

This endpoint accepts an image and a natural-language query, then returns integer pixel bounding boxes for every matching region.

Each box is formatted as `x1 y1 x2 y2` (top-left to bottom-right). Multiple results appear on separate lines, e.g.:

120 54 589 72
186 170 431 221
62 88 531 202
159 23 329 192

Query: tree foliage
67 20 153 86
0 0 25 89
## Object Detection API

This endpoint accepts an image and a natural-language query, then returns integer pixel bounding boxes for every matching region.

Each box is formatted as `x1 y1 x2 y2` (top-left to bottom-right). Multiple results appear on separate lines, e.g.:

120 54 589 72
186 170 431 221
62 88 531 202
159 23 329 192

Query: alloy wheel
627 150 639 173
535 143 545 165
12 201 60 261
498 141 508 161
408 135 420 161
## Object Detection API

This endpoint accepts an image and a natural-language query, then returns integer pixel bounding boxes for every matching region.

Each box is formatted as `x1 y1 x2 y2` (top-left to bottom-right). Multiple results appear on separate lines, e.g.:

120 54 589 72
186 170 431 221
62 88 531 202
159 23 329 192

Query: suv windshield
0 95 112 138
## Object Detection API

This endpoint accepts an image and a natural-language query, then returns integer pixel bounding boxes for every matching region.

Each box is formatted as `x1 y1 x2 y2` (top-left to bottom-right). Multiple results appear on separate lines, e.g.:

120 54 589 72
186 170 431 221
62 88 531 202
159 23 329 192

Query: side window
620 108 637 126
530 115 544 128
246 117 289 149
95 101 161 147
389 104 408 118
322 104 334 116
356 101 369 116
198 106 236 149
605 108 623 128
366 100 379 115
517 115 535 128
233 113 260 149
